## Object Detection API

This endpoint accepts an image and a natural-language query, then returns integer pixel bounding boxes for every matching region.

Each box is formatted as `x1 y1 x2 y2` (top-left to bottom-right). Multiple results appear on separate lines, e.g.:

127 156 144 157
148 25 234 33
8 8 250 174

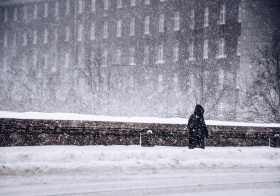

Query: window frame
174 12 180 31
91 0 96 12
174 43 179 61
43 28 48 44
23 31 28 46
157 44 164 63
13 7 18 21
91 22 95 40
104 0 108 10
78 24 83 41
203 39 208 59
204 7 209 27
130 18 135 36
189 40 195 60
23 6 28 20
66 0 70 15
55 2 59 17
103 21 108 38
65 26 70 41
159 14 164 32
44 3 48 18
144 16 150 34
4 8 8 22
117 20 122 37
219 4 226 25
130 47 136 65
190 9 195 30
218 38 226 58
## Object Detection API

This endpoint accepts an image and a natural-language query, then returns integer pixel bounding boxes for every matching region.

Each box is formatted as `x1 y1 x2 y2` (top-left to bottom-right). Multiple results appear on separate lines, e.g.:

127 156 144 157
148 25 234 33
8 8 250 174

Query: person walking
187 104 209 149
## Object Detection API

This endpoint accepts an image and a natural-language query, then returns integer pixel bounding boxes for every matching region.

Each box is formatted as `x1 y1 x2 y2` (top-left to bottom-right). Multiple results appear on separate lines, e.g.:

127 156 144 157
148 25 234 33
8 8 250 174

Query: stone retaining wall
0 118 279 147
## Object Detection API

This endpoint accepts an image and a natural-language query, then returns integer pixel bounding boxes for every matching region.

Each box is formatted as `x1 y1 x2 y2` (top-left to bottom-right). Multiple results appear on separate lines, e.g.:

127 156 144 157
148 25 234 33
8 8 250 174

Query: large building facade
0 0 242 120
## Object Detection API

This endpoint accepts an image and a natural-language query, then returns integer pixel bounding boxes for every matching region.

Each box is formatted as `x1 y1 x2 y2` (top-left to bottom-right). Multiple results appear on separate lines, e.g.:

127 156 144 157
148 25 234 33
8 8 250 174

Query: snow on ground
1 111 280 127
0 145 280 196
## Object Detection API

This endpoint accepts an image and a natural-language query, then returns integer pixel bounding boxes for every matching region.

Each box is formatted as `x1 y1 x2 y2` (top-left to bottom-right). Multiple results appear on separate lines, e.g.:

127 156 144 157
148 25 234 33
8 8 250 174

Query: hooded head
194 104 204 117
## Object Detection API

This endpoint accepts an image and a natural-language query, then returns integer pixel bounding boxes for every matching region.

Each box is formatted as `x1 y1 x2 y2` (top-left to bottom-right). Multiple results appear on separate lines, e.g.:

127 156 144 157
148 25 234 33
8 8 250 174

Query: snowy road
0 146 280 196
1 168 280 196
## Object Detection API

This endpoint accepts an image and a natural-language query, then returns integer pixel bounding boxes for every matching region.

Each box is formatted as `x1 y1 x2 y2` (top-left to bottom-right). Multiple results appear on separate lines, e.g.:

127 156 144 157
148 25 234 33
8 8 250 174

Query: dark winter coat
187 105 209 149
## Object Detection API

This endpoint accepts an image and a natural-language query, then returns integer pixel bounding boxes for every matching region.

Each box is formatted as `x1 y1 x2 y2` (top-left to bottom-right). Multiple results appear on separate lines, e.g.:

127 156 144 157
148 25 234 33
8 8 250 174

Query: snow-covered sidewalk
0 146 279 174
0 146 280 196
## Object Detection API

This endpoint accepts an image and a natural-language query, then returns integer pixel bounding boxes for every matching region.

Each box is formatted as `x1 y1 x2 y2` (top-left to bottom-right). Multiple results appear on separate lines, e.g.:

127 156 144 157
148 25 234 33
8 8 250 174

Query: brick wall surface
0 118 279 147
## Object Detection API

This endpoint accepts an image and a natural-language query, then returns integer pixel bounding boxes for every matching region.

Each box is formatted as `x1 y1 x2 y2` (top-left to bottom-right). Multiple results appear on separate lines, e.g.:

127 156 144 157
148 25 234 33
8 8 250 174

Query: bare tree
245 35 280 123
77 48 104 113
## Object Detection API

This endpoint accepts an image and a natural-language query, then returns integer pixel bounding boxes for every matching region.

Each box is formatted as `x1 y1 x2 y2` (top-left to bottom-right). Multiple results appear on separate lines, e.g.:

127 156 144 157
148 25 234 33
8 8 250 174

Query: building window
55 2 59 17
34 4 38 19
144 16 150 34
130 48 135 65
204 7 209 27
116 49 121 64
33 30 37 44
65 52 69 67
65 26 70 41
103 21 108 38
43 54 48 68
157 44 164 63
78 24 83 41
144 45 149 64
189 40 194 60
237 36 241 56
4 8 8 22
78 0 83 13
52 54 57 72
44 28 48 44
117 20 122 37
3 58 8 72
23 6 27 20
220 4 226 24
145 0 150 5
238 3 241 22
218 38 225 58
44 3 48 18
174 12 180 31
160 0 165 2
117 0 122 8
190 9 194 30
23 31 27 46
103 50 108 66
131 0 136 6
130 18 135 36
159 14 164 32
219 69 224 88
13 7 18 21
66 0 70 15
4 31 8 47
91 22 95 40
174 43 179 61
91 0 96 11
54 29 58 43
13 32 17 47
44 28 49 44
203 39 208 59
104 0 108 10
